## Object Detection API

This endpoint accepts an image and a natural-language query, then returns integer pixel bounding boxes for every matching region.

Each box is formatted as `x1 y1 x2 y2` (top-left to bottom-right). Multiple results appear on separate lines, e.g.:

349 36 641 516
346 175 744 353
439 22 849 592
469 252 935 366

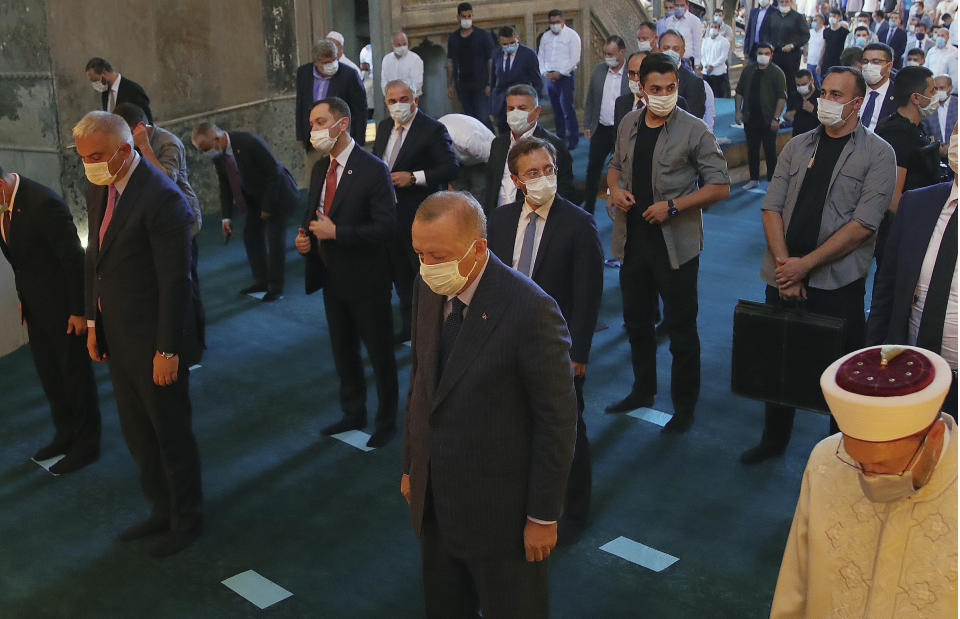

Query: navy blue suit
490 44 543 132
875 23 908 69
295 62 367 147
745 6 775 60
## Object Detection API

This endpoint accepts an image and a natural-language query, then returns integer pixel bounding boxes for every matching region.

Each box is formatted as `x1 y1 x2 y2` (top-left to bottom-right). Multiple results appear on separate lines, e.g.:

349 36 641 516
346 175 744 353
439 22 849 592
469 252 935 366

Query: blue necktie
516 211 539 276
861 90 879 127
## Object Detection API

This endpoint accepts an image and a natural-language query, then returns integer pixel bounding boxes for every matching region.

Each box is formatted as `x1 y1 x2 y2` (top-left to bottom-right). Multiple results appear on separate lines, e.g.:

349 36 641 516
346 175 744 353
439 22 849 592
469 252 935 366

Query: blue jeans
806 63 821 88
546 73 578 139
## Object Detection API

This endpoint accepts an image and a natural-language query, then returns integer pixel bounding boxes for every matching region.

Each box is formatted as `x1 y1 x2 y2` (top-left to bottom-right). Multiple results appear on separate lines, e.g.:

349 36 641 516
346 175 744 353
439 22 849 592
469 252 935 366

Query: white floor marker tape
600 536 679 572
222 570 293 609
626 407 672 428
247 292 267 300
331 429 375 452
31 454 65 476
189 364 202 371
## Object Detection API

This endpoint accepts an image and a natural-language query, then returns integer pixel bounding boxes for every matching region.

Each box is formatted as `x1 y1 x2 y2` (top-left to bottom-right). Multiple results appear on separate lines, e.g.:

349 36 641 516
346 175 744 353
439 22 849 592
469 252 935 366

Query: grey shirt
760 123 896 290
148 126 202 235
609 105 730 268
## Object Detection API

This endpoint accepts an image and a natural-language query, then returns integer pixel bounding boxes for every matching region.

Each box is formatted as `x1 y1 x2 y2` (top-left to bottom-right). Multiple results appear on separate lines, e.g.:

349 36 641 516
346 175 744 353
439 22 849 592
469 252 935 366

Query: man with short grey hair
380 31 424 96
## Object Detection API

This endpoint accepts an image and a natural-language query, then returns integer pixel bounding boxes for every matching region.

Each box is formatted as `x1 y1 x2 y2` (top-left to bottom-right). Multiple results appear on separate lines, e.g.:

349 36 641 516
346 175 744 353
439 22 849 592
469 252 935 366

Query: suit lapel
532 200 564 279
495 204 522 263
418 284 443 405
905 185 954 288
327 148 360 219
98 163 148 263
393 114 421 170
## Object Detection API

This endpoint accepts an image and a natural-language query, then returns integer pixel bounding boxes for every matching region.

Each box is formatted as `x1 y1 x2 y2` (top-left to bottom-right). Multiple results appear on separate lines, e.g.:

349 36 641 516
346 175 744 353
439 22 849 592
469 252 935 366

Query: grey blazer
583 61 631 133
148 126 201 234
402 253 578 559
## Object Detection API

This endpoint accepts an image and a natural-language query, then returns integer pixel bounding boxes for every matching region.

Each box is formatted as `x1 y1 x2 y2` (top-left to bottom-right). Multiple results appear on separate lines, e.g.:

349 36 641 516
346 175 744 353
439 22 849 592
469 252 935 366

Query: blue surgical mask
855 37 868 47
502 43 518 54
673 6 685 17
663 49 681 66
936 36 947 47
713 15 722 23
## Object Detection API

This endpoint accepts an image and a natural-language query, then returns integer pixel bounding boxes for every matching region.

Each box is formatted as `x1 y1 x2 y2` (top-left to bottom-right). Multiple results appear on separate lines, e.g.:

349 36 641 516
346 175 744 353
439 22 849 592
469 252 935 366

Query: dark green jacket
736 62 787 126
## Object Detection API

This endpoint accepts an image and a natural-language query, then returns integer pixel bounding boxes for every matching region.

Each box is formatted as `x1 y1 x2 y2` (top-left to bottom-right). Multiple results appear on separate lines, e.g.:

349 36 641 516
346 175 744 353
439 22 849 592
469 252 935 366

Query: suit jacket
614 92 690 131
490 44 543 113
870 77 900 130
678 65 707 121
372 110 458 235
487 196 604 363
213 131 298 220
867 181 955 346
102 76 152 123
744 6 775 59
583 61 631 133
295 62 367 146
922 95 959 143
402 253 578 558
302 144 396 297
0 176 84 326
876 23 908 68
482 123 575 215
84 160 200 365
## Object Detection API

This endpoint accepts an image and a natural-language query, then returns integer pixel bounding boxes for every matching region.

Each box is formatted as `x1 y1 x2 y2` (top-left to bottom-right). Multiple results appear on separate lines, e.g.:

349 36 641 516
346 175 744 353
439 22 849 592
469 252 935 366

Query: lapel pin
481 312 488 321
347 169 353 175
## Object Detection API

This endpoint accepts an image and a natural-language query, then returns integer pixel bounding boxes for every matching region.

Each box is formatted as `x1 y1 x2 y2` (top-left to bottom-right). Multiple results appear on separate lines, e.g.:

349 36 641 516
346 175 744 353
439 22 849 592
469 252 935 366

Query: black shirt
627 115 664 243
875 112 944 192
447 28 495 88
748 68 774 127
821 27 849 70
788 87 821 135
785 131 853 257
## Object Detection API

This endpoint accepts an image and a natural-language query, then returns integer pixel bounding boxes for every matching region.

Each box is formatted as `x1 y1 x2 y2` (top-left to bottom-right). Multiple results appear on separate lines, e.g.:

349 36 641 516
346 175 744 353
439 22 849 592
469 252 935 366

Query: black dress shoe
739 442 786 465
49 448 99 475
149 524 202 558
261 291 283 302
118 515 170 542
239 284 268 295
321 418 366 436
661 413 694 434
366 426 396 448
605 394 655 414
33 439 71 462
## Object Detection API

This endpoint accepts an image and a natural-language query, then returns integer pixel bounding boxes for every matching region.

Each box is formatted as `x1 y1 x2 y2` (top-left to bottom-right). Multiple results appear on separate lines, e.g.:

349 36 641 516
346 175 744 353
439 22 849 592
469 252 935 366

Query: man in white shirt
922 75 957 142
538 8 582 149
359 44 374 118
925 27 959 84
326 31 361 75
439 113 495 198
701 22 731 98
582 36 629 214
858 43 897 131
806 14 826 86
659 0 703 67
380 32 424 97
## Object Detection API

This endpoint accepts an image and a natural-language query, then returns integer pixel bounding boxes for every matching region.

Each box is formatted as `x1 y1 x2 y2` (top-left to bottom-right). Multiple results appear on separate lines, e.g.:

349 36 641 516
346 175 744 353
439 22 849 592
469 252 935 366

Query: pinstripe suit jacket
402 253 578 558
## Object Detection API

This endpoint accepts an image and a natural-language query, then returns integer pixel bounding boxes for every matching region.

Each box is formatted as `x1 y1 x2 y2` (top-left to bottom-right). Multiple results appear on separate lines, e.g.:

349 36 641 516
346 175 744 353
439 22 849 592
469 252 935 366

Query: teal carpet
0 144 873 617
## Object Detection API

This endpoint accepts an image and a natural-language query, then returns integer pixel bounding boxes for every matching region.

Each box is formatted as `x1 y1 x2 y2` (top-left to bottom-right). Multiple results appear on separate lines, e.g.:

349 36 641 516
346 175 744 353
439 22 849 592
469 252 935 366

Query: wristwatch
159 351 177 360
667 199 680 218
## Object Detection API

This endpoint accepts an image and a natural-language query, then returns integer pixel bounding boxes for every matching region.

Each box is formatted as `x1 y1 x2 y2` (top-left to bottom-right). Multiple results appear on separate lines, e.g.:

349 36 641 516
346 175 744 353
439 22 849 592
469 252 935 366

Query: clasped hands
608 188 671 223
775 256 811 300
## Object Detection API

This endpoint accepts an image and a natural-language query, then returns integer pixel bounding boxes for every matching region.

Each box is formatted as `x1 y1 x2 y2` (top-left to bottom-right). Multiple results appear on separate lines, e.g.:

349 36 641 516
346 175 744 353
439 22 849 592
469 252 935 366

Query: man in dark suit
295 97 399 448
759 0 810 87
402 190 577 618
488 137 603 546
85 57 152 122
74 111 202 557
490 26 543 133
876 11 908 69
483 84 574 216
859 43 899 132
658 31 708 120
0 168 100 475
922 75 958 144
192 123 298 302
745 0 776 61
372 79 459 341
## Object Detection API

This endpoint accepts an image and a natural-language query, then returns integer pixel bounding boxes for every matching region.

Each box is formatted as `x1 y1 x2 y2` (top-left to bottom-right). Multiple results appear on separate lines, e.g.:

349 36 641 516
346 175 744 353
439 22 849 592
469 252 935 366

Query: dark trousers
107 340 202 532
744 124 778 181
421 489 548 619
874 210 894 269
758 280 867 449
391 234 418 339
620 230 701 416
583 124 616 214
26 317 100 453
456 86 491 129
322 286 398 431
773 49 801 86
191 236 206 349
243 212 286 293
563 375 591 525
547 73 578 139
704 73 730 99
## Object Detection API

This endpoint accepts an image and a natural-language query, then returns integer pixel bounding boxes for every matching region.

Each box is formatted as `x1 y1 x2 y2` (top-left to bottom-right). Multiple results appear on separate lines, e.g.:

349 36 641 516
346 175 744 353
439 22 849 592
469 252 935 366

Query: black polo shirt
875 112 945 192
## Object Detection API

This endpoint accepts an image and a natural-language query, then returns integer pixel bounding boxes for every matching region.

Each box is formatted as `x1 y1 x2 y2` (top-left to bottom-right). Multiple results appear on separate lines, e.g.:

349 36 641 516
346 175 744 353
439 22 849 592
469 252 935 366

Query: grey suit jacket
402 253 578 558
921 95 958 143
148 126 201 234
583 61 631 133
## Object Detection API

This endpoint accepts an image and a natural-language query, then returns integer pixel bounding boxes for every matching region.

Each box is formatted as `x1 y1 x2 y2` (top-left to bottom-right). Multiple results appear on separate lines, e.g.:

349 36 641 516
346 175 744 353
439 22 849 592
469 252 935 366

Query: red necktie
223 153 247 215
98 185 118 248
322 159 339 215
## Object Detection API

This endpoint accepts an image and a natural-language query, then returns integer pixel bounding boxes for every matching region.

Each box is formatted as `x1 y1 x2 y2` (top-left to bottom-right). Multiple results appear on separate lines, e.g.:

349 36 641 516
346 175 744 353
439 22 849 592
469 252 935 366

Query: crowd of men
0 0 958 616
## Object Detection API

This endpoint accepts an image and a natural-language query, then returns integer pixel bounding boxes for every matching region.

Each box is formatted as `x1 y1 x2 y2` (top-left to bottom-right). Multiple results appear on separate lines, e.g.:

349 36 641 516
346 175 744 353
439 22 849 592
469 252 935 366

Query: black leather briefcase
731 299 846 414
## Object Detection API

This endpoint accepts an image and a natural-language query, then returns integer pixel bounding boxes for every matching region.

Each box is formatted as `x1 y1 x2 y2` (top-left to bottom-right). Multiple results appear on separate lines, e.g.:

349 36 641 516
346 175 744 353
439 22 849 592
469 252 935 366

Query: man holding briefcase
740 67 897 464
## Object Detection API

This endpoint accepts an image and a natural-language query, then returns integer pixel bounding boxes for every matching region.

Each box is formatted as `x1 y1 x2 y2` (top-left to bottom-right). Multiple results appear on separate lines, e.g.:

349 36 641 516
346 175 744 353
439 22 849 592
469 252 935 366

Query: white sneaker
743 180 760 190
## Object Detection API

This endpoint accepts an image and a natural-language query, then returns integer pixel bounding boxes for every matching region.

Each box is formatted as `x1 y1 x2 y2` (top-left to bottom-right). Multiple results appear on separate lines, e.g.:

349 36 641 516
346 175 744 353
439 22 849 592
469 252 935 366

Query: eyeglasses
862 58 891 66
520 165 557 180
627 70 643 79
835 426 931 476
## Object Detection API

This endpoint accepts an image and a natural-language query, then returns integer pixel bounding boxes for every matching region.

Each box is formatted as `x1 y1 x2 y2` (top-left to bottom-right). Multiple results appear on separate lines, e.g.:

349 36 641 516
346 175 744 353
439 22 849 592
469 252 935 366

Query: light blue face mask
663 49 681 66
502 43 518 54
673 6 685 17
935 36 947 47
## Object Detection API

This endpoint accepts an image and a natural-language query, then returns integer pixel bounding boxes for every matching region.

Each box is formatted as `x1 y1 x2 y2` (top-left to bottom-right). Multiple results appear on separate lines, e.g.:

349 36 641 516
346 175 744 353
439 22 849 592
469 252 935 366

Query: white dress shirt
701 34 730 75
537 25 582 76
499 125 536 207
925 45 959 84
858 78 891 130
1 173 20 245
107 74 122 112
661 13 703 65
599 65 624 126
360 44 375 109
807 27 825 65
382 109 427 185
380 50 425 95
499 50 517 76
908 183 958 370
318 137 356 209
937 101 950 141
702 81 716 132
511 197 553 275
438 114 495 165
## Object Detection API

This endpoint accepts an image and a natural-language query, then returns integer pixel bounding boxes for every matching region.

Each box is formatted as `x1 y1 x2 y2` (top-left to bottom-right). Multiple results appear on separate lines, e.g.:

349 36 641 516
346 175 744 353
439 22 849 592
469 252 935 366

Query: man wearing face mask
659 0 702 67
821 9 850 71
488 137 603 546
636 21 659 55
605 53 731 432
582 36 630 215
845 13 880 47
771 345 957 618
868 124 959 417
805 14 826 87
372 79 459 342
746 0 777 61
924 27 959 84
921 75 958 143
877 11 908 69
483 84 574 215
905 46 928 67
905 22 935 62
538 9 583 150
295 40 367 184
490 26 543 134
735 43 788 190
657 0 676 37
741 67 897 465
402 190 577 618
75 111 203 557
785 69 821 135
84 57 152 122
446 2 496 128
701 18 732 98
296 97 399 448
760 0 811 87
659 30 709 120
380 32 424 98
858 43 898 131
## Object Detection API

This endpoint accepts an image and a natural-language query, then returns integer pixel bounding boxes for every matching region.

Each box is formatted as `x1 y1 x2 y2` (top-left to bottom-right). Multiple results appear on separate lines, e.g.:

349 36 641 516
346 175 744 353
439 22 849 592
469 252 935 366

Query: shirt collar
111 74 122 96
869 77 891 96
2 173 20 215
313 65 332 80
448 250 490 305
332 136 356 168
511 123 537 144
395 107 419 131
223 132 234 158
114 151 141 195
608 63 624 75
522 195 555 219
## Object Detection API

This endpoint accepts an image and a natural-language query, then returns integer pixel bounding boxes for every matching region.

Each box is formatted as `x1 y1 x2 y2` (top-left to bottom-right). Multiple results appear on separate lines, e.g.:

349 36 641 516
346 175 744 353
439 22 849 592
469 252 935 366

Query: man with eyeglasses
771 345 957 618
858 43 898 132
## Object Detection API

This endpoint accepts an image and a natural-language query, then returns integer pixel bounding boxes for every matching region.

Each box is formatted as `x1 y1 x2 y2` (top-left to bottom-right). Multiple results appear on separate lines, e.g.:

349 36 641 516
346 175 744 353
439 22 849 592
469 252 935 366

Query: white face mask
91 80 109 93
637 39 652 52
861 63 884 85
948 132 957 174
393 45 408 57
906 59 922 66
829 17 838 26
709 28 719 38
918 92 940 117
628 79 642 97
817 96 859 127
550 23 563 34
936 90 949 103
759 0 770 7
460 18 472 29
506 109 533 134
320 60 339 76
310 121 342 155
779 4 791 14
84 145 125 186
388 101 415 125
520 174 557 206
757 53 772 66
797 83 812 96
604 56 620 68
645 91 678 117
858 469 919 502
663 49 681 66
419 240 479 296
